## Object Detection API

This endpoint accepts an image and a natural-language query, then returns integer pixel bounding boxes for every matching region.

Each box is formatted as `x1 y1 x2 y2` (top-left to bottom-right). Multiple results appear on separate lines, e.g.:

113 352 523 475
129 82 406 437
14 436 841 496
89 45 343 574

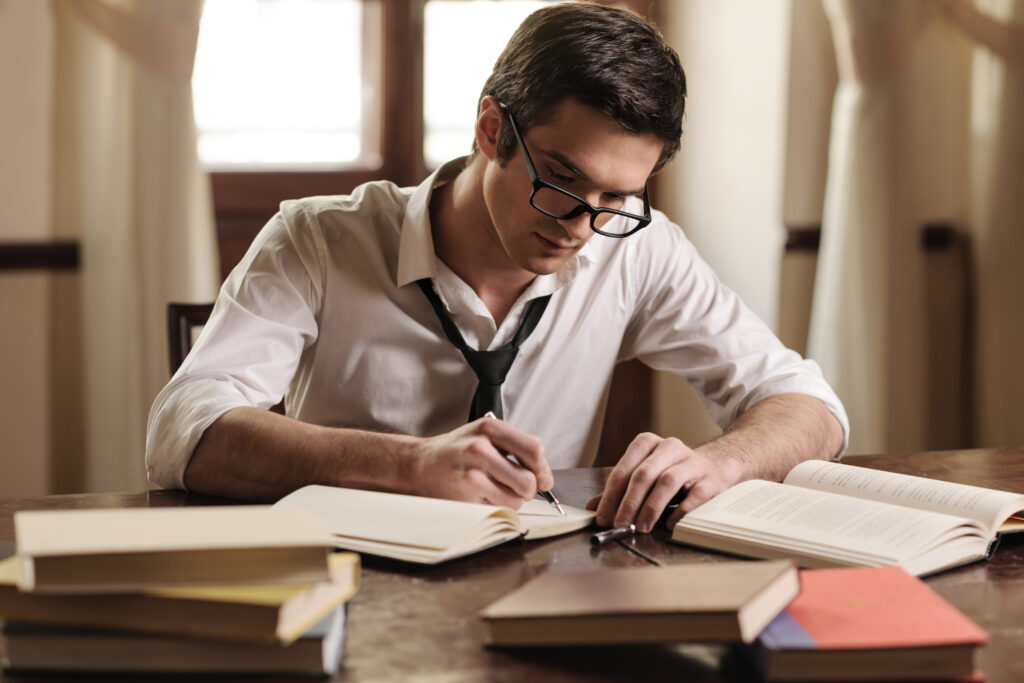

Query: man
147 2 847 533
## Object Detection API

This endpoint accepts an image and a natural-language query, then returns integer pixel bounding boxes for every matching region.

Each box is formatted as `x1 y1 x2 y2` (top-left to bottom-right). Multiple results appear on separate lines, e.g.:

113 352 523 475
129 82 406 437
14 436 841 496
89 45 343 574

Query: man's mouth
534 232 576 254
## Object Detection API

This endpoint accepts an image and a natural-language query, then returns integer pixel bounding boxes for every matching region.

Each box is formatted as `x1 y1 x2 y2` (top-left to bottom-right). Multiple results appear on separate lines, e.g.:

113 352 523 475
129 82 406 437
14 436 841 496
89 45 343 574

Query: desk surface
2 446 1023 682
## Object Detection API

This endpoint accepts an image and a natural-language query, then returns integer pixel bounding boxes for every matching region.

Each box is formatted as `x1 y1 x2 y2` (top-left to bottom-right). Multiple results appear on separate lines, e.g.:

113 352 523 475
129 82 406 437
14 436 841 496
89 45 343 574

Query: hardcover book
14 505 334 593
671 460 1024 576
480 560 798 646
0 552 358 644
274 484 595 564
756 566 987 681
0 603 348 675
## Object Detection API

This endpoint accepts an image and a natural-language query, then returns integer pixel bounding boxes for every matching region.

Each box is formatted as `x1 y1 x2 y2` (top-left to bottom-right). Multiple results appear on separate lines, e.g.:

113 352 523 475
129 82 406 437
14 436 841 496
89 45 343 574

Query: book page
517 499 595 540
784 461 1024 535
678 480 987 563
274 485 518 551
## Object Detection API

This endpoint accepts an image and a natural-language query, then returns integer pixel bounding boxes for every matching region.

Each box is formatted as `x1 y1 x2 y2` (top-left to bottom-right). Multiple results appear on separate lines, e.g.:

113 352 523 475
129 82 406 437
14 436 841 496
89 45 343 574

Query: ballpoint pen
483 411 566 515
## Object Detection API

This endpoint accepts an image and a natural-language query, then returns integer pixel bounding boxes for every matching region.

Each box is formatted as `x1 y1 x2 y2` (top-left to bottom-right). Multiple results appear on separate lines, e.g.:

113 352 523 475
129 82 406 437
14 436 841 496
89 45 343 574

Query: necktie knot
463 347 518 386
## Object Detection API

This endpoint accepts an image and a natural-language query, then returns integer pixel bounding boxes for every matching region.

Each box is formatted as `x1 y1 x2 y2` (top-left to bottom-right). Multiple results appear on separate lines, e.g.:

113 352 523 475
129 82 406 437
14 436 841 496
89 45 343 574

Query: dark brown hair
475 2 686 172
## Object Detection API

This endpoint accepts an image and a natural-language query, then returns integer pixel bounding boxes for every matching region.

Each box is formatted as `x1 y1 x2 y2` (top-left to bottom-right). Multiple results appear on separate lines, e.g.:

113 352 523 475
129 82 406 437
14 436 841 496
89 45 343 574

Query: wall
0 0 60 498
652 0 794 445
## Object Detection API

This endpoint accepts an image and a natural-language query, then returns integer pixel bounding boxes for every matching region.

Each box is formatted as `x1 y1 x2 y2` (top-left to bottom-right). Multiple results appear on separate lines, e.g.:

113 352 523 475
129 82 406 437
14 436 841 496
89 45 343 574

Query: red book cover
757 566 987 681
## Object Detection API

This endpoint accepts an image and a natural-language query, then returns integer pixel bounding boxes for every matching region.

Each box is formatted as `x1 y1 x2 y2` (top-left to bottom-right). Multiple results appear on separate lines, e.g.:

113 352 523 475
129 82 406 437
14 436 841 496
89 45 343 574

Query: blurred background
1 0 1021 497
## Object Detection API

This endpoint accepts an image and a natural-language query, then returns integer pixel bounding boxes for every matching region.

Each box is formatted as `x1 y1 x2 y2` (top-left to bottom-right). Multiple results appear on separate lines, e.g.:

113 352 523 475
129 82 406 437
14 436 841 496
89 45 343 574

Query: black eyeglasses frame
498 102 652 238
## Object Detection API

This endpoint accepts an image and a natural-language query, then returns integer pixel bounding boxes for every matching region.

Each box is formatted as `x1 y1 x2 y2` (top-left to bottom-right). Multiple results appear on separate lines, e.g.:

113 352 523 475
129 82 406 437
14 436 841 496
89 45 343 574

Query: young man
147 2 847 533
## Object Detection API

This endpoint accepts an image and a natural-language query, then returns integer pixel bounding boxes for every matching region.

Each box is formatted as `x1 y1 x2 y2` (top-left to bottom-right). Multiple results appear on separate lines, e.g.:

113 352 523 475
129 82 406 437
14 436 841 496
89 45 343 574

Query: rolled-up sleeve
621 221 850 457
146 204 326 489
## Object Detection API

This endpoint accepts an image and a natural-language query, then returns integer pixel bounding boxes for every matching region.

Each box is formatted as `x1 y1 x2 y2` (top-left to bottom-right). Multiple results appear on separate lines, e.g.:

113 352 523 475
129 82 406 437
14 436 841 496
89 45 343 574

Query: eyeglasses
499 103 652 238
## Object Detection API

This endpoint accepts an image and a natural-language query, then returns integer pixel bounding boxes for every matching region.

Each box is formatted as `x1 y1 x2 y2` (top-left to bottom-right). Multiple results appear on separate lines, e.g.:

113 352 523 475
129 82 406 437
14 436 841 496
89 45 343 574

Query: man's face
482 98 663 276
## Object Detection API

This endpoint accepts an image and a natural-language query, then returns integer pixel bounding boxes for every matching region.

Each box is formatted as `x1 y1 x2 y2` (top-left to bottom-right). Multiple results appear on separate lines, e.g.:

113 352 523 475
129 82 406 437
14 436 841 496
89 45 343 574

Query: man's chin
515 253 571 276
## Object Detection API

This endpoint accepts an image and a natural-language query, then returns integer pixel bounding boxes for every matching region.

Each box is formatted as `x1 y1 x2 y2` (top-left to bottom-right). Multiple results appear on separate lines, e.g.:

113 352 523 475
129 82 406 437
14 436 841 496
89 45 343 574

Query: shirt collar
395 157 600 292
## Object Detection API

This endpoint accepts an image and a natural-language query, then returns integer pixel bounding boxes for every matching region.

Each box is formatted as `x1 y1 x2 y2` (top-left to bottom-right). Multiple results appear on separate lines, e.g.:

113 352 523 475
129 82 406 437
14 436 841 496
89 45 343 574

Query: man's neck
430 157 535 326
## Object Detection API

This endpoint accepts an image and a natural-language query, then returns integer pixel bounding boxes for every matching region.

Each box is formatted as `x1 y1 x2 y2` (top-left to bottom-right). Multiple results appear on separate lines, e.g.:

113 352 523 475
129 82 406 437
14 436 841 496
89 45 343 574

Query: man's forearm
183 407 422 502
697 393 845 482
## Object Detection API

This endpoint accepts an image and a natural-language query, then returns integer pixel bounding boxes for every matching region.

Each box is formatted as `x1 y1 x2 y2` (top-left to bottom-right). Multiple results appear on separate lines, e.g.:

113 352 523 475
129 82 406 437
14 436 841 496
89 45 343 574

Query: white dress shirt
146 159 849 489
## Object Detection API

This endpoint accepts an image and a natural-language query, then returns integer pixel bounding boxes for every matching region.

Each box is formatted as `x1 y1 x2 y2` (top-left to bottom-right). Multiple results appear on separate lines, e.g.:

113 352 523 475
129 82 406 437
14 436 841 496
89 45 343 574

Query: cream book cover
15 506 334 593
0 552 358 645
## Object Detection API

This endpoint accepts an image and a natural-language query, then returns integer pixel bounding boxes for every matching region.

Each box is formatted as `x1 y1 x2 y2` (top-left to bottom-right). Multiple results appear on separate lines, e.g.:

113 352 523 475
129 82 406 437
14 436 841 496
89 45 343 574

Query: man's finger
465 436 538 500
613 442 690 528
478 417 553 491
595 433 661 526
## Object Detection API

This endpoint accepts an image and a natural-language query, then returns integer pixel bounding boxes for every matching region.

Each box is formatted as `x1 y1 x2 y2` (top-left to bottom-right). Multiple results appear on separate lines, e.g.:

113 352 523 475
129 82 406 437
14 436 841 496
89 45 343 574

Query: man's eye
547 168 575 184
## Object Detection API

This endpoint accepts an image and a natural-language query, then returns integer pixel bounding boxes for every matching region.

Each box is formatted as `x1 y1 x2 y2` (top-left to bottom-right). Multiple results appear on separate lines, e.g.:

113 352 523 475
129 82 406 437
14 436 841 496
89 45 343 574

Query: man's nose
557 212 592 240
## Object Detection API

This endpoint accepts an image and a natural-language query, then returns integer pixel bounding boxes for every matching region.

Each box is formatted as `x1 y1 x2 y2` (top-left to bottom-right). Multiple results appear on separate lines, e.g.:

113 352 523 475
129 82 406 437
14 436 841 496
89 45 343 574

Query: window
193 0 651 279
194 0 372 169
422 1 554 166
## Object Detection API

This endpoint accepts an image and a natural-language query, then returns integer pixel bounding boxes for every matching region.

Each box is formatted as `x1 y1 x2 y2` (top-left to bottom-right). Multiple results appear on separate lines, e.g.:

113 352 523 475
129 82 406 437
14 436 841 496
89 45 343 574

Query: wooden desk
1 446 1023 682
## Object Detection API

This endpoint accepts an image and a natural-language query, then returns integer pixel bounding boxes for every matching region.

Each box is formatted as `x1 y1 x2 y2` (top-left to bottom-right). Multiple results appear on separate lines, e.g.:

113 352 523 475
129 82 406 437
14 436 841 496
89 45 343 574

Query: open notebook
275 485 595 564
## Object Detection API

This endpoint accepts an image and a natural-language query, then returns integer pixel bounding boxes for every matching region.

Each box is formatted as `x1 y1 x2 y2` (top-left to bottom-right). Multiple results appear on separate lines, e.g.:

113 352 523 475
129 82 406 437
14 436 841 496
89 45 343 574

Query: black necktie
417 279 551 421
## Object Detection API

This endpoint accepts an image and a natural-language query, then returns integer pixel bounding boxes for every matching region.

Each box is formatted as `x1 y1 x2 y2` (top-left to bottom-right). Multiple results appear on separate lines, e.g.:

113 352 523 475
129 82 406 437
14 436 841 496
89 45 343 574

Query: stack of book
480 562 988 681
0 505 359 675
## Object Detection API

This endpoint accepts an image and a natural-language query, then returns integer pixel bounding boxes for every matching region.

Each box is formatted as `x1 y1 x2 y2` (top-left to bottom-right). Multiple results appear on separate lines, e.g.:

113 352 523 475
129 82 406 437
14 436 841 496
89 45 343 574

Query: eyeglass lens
531 186 639 235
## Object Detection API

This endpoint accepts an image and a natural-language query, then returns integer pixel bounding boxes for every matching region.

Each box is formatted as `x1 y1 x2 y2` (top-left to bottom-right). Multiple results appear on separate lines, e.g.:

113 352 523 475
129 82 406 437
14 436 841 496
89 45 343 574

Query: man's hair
475 1 686 173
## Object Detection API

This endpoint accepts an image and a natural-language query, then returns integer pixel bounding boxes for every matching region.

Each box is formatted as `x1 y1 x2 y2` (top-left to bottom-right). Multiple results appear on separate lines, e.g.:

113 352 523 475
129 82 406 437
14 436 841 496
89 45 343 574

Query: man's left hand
585 432 745 532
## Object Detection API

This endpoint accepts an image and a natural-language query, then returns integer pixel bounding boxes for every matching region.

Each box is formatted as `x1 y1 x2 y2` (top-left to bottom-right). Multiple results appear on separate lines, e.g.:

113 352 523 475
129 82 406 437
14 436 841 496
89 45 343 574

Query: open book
274 485 595 564
671 460 1024 576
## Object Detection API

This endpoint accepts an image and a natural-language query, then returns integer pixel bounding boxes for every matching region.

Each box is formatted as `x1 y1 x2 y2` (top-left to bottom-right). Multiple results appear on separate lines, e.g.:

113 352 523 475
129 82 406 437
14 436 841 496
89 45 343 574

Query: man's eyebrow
544 149 646 197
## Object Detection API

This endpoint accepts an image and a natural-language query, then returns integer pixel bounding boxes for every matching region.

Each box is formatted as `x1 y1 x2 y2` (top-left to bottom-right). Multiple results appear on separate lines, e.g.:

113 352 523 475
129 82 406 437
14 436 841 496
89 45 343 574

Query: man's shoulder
279 179 413 221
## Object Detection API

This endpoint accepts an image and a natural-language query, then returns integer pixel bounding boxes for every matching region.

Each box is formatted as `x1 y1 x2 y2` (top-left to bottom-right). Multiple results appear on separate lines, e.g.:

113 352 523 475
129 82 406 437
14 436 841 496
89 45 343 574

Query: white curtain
52 0 218 491
807 0 1024 454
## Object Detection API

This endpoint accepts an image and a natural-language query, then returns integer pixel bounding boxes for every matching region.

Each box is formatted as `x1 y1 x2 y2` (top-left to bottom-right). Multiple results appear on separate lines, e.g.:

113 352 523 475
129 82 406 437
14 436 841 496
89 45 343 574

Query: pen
483 411 566 515
590 523 636 546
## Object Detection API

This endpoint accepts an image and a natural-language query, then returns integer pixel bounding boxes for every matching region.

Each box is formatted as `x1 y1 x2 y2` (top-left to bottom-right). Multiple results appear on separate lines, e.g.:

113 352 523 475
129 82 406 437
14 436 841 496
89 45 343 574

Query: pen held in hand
483 411 566 516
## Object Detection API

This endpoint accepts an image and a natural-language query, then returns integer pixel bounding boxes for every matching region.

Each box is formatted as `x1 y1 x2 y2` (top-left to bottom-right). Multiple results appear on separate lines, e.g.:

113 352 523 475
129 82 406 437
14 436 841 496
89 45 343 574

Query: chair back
167 302 215 376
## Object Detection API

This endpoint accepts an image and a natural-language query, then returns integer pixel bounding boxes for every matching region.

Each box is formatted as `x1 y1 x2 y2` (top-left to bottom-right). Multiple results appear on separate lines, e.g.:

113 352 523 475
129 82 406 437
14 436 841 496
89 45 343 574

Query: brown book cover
480 560 798 646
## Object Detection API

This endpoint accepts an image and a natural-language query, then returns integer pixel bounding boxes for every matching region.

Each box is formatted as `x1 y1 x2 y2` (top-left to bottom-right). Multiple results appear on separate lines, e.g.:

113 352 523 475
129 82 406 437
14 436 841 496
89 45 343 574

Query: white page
274 486 517 551
679 480 988 561
518 499 595 539
785 460 1024 533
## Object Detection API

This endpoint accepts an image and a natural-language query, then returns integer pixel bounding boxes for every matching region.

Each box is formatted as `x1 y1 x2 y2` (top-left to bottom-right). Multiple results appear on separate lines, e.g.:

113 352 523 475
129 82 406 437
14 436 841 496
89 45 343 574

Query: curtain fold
807 0 1023 454
52 0 218 491
969 0 1024 447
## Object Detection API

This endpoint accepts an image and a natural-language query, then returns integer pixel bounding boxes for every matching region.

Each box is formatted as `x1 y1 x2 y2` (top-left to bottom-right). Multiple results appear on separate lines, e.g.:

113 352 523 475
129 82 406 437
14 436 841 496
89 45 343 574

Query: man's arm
587 392 844 532
183 407 554 505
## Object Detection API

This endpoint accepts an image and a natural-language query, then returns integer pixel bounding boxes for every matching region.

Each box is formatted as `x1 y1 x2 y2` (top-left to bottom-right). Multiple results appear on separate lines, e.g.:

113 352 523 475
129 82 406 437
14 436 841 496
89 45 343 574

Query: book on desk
1 505 360 675
274 484 596 564
479 560 800 646
755 565 987 681
13 505 336 592
670 460 1024 576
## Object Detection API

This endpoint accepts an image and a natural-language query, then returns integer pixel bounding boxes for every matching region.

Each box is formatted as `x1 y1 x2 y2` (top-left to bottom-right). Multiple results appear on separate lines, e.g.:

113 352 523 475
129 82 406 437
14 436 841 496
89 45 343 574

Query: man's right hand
413 416 552 509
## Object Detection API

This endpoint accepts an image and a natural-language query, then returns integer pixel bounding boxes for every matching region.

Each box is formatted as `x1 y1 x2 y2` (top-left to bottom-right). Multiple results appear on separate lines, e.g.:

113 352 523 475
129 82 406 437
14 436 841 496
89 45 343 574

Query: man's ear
475 96 502 160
